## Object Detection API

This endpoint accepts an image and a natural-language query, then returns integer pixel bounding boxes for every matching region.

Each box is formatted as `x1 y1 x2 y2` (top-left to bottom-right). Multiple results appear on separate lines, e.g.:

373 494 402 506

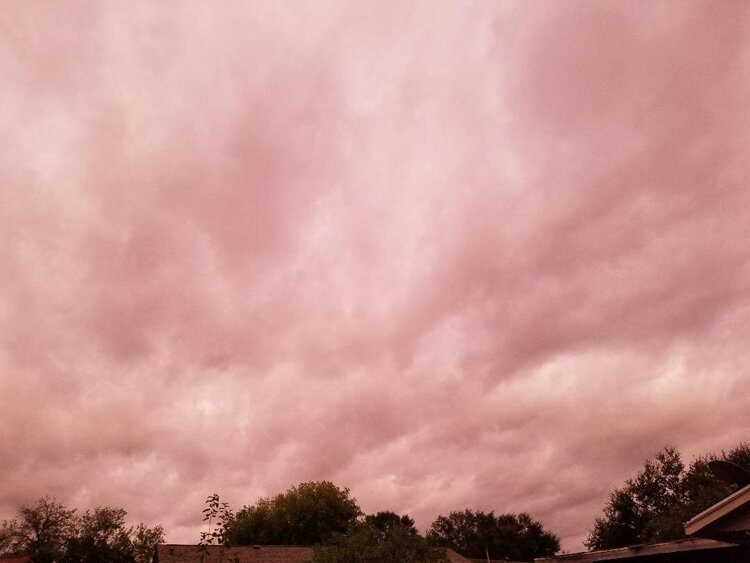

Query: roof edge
685 484 750 536
535 537 738 561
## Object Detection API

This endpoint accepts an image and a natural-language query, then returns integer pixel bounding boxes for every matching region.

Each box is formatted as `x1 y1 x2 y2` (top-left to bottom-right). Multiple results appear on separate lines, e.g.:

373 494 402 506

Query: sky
1 0 749 553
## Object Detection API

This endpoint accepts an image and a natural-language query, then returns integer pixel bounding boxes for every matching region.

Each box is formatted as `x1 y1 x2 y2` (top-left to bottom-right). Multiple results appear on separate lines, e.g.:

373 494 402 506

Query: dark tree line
0 484 560 563
0 497 164 563
428 509 560 561
200 480 559 562
586 443 750 550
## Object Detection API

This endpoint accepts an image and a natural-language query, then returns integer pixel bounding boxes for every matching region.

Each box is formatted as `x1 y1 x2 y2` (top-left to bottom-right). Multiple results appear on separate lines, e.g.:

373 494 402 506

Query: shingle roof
155 544 473 563
446 550 473 563
534 537 740 561
155 545 314 563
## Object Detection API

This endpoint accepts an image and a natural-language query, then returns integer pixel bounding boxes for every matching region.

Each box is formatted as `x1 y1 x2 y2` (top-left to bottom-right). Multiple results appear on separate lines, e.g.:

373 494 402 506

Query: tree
198 494 234 547
427 509 559 561
364 512 418 536
312 521 447 563
63 507 137 563
130 523 166 563
225 481 362 546
0 497 164 563
0 497 77 563
585 443 750 550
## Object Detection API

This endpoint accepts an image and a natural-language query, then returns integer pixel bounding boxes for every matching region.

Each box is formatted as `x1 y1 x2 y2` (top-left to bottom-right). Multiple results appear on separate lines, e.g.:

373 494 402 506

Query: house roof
446 550 473 563
155 544 473 563
533 537 739 562
684 483 750 541
154 545 315 563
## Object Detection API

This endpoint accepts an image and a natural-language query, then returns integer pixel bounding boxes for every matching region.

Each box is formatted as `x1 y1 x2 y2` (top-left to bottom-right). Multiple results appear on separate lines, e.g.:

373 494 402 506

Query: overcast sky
1 1 749 552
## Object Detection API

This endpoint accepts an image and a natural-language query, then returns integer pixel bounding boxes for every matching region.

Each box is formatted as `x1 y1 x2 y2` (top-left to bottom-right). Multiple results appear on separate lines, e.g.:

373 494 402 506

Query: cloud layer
1 1 749 550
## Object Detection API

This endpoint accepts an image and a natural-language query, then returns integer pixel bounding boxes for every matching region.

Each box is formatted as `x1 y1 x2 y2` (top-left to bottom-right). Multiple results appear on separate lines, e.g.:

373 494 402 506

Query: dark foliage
364 512 418 536
0 497 77 563
427 509 559 561
312 520 447 563
0 497 164 563
225 481 362 546
585 443 750 550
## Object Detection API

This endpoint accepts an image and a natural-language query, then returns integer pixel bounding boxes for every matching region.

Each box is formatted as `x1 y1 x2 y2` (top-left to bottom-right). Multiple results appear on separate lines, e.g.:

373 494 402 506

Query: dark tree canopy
427 509 560 561
129 523 167 563
0 497 77 563
312 520 447 563
225 481 362 546
0 497 164 563
586 443 750 551
363 512 418 536
63 507 138 563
